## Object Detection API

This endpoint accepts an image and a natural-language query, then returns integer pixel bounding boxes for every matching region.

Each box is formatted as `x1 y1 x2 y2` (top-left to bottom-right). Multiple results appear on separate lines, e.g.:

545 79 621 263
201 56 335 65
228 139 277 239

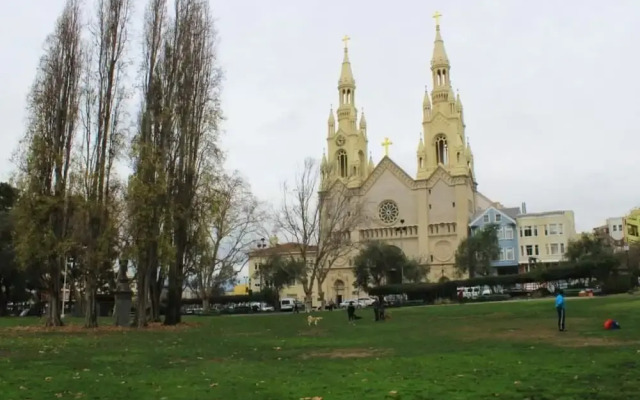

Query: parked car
280 298 304 311
250 302 275 312
339 299 365 308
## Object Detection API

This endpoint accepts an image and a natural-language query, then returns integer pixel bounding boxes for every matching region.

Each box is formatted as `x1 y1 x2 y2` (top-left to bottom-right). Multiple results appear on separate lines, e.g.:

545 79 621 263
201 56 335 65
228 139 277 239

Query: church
249 14 501 306
317 14 496 294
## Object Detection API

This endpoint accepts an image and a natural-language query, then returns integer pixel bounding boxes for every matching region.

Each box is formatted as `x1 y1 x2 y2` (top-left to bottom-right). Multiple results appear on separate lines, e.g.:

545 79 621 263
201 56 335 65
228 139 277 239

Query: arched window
435 135 448 165
358 150 365 177
337 149 348 178
346 89 351 104
419 157 424 169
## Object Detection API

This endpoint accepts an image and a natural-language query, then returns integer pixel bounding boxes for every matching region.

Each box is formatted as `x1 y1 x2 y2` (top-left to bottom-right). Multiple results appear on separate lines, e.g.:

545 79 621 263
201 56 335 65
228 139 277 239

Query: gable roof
469 206 518 227
359 156 415 194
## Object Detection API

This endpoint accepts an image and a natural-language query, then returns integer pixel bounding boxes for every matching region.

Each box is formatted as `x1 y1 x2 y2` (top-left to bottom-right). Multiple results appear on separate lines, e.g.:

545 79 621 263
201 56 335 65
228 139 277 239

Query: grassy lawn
1 296 640 400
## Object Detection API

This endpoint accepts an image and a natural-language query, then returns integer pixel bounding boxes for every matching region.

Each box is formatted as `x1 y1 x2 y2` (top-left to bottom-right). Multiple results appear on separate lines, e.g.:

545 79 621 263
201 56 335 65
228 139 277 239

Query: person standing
347 301 355 322
372 298 380 321
555 289 566 332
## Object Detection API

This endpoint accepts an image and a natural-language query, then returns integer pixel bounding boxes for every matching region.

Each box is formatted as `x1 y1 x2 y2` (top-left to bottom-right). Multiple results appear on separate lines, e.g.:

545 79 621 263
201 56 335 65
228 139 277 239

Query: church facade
316 18 496 302
247 17 503 308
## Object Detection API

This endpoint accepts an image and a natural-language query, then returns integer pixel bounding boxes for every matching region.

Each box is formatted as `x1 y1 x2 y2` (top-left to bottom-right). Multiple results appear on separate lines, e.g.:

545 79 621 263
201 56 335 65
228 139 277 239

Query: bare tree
163 0 223 325
188 171 264 311
12 0 83 327
77 0 132 328
276 158 365 310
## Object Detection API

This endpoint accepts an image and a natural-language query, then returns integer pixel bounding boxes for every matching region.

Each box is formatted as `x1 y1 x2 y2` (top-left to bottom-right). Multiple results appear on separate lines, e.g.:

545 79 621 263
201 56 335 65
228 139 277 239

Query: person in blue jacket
555 289 566 332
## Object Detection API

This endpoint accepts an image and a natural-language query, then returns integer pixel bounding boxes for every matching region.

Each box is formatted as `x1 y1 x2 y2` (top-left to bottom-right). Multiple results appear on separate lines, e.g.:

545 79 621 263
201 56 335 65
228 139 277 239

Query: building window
525 245 533 256
378 200 399 224
560 243 565 254
505 247 515 261
520 246 524 257
504 226 514 240
558 224 564 235
523 226 532 237
337 149 348 178
483 214 490 223
435 135 448 165
495 214 502 222
548 224 558 235
550 243 559 255
534 245 539 256
619 224 623 231
533 226 538 236
497 227 505 240
612 225 618 232
498 249 506 261
519 227 523 237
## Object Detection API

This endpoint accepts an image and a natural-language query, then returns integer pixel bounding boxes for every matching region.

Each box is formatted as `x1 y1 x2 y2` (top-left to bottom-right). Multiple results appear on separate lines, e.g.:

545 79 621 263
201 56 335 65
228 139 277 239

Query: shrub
601 275 634 295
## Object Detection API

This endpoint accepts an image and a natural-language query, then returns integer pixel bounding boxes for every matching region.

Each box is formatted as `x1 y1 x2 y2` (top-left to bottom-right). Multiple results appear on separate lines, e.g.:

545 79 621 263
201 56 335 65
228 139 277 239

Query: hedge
369 261 624 302
180 293 269 305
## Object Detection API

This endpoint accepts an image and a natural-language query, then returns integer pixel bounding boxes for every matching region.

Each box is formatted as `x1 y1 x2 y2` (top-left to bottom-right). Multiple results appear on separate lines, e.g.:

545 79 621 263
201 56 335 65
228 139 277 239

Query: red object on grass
604 319 613 329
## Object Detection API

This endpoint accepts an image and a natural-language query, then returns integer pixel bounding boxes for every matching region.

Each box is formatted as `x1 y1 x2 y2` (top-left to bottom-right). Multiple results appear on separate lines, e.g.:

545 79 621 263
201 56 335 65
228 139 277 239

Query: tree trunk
164 240 184 325
150 267 163 322
0 284 9 316
317 279 325 311
304 292 313 313
135 269 149 327
83 270 98 328
202 297 210 313
84 286 98 328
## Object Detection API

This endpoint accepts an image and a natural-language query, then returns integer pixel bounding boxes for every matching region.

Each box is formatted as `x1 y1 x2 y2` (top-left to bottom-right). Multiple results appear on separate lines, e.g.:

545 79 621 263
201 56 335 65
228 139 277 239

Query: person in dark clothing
347 302 355 321
293 302 299 314
555 289 566 331
372 299 380 321
378 301 386 321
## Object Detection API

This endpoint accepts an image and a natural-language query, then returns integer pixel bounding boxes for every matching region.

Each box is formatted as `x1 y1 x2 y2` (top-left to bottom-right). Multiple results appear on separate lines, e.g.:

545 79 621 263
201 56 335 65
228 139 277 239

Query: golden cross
433 11 442 26
342 35 351 49
381 137 393 156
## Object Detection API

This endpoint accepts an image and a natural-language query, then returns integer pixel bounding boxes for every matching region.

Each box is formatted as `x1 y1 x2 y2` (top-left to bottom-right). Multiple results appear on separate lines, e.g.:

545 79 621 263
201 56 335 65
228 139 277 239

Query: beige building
516 208 577 272
247 242 368 306
316 16 496 296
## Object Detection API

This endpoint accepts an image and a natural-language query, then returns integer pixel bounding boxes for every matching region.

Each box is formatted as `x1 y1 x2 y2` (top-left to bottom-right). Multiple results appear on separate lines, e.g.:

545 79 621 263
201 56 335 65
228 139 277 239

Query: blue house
469 206 520 275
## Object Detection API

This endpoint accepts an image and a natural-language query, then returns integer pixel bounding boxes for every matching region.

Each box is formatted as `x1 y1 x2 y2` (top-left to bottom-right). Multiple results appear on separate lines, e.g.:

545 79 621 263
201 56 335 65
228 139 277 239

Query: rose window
378 200 399 224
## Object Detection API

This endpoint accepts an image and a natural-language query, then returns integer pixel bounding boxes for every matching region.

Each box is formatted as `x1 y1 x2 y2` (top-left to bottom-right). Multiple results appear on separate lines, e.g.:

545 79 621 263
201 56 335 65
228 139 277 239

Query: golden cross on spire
381 137 393 157
342 35 351 49
432 11 443 26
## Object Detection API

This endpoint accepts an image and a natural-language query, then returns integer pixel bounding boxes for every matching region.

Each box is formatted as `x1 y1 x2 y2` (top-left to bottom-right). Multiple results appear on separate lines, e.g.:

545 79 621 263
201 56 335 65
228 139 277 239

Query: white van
279 298 297 311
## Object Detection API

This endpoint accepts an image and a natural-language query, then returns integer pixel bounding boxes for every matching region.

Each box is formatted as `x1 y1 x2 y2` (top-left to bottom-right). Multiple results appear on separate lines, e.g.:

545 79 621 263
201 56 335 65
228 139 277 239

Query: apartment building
516 208 577 272
469 206 520 275
624 208 640 244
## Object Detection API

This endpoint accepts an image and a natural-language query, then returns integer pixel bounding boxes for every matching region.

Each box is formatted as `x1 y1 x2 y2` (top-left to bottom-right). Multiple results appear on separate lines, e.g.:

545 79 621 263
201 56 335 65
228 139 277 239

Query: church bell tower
416 13 475 181
322 36 370 189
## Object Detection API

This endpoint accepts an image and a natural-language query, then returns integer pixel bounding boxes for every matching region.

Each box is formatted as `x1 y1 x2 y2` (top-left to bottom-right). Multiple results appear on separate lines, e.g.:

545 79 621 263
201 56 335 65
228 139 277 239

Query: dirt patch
3 321 200 335
461 324 639 348
301 348 390 359
297 329 328 337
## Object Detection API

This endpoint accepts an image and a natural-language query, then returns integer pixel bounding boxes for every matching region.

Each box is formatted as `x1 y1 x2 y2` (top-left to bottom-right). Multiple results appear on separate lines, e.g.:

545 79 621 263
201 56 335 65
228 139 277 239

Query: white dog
307 315 323 326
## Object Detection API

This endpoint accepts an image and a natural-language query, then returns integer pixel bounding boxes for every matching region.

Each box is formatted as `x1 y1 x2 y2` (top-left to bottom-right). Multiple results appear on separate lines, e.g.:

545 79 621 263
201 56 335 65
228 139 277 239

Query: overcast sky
2 0 639 234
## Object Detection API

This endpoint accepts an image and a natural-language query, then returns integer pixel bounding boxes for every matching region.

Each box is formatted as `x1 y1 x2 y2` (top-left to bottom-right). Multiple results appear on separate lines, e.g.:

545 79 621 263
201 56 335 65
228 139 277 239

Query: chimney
521 202 527 214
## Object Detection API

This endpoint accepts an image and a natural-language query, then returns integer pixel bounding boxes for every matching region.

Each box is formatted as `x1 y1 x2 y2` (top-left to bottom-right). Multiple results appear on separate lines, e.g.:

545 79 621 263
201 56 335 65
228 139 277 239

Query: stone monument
114 259 132 327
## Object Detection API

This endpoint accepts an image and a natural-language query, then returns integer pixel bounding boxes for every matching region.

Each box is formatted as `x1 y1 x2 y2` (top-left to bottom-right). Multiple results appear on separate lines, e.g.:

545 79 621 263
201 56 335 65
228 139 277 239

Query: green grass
1 296 640 400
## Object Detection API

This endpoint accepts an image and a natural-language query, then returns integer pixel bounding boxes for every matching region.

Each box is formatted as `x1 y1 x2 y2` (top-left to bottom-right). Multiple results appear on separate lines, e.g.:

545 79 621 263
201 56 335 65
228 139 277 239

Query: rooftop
248 242 318 258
